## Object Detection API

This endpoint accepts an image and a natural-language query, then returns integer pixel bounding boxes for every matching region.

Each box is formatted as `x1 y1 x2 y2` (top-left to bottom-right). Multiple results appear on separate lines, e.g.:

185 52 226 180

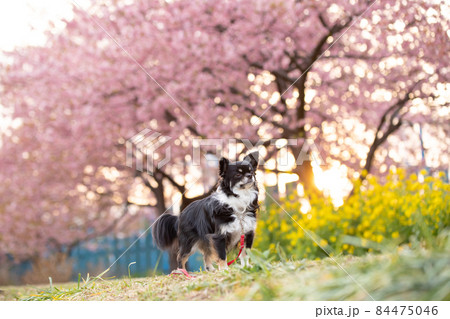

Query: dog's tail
152 213 178 250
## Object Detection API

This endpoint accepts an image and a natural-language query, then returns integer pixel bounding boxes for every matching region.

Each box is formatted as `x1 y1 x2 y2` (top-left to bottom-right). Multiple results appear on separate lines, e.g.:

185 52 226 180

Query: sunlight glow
312 161 353 207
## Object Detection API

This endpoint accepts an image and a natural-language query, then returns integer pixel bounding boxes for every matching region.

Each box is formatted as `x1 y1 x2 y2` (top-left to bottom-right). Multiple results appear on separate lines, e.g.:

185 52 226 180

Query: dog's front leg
213 234 228 271
204 254 215 271
240 231 254 267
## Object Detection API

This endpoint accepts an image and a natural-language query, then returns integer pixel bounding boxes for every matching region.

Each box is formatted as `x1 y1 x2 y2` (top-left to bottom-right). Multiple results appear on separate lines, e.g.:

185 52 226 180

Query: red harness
227 234 245 266
170 234 245 279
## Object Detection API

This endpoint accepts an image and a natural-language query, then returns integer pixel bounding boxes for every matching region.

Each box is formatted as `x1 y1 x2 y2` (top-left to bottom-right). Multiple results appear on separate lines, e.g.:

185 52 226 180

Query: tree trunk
153 182 167 216
348 93 410 197
293 160 318 193
290 143 320 194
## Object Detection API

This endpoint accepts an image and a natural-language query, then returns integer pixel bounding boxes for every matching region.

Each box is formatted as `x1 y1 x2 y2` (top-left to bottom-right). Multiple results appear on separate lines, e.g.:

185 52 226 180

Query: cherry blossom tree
0 0 448 261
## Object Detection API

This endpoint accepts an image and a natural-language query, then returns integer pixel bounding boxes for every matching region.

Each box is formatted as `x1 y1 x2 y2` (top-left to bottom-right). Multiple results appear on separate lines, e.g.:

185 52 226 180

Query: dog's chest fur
214 187 258 237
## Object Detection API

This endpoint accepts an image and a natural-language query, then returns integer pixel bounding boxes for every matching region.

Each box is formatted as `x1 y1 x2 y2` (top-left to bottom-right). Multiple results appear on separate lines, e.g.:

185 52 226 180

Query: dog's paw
205 265 215 272
218 260 229 271
240 255 252 268
218 265 229 271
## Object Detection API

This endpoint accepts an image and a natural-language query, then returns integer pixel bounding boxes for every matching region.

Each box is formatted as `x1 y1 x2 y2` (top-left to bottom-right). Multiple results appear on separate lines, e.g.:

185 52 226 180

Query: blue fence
70 230 203 280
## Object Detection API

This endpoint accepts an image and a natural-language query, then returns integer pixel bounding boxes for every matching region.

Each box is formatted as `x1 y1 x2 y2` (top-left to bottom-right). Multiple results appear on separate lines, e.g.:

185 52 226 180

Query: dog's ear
219 157 229 177
243 152 259 170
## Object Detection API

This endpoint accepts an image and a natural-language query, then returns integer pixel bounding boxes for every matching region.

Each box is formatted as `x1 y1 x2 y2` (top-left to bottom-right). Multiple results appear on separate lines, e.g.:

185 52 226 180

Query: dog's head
219 152 259 193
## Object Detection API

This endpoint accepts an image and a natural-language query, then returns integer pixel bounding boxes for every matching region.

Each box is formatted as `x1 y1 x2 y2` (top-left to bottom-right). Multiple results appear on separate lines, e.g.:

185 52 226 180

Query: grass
1 242 449 301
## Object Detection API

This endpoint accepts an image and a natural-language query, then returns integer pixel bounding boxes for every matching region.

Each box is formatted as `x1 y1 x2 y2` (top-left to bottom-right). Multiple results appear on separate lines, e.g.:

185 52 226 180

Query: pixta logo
126 129 171 175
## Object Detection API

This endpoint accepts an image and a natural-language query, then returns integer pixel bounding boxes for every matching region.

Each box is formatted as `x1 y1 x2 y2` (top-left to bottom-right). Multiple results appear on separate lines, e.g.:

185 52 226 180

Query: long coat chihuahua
153 152 259 271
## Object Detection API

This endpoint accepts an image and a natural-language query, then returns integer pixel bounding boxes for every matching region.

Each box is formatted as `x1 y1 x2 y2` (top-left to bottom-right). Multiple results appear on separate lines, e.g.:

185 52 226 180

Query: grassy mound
2 243 449 301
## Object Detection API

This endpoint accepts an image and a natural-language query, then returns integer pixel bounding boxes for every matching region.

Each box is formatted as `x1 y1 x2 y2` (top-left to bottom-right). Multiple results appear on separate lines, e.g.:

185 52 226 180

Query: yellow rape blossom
255 169 449 260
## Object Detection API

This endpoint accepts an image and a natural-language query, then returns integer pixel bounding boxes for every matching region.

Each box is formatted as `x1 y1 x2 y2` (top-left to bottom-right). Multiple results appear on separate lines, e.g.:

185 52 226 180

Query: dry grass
22 253 73 285
1 244 449 301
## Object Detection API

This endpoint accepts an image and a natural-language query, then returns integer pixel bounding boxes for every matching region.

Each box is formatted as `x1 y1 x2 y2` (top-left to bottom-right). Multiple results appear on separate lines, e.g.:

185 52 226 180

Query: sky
0 0 90 51
0 1 90 133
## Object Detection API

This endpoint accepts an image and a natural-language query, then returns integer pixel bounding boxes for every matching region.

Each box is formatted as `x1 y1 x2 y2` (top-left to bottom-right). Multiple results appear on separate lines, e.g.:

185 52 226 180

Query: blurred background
0 0 448 285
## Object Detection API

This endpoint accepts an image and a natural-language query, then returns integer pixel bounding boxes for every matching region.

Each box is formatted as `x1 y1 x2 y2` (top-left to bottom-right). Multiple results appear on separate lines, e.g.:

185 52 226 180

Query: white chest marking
219 213 257 236
214 187 258 236
214 186 257 213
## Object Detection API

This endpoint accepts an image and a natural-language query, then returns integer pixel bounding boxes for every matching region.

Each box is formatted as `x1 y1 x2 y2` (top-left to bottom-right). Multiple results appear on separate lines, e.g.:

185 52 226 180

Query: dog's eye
235 173 242 178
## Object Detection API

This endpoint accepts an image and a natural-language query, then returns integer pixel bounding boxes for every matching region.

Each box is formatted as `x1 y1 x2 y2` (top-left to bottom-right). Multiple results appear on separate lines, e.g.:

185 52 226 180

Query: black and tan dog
153 152 259 271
